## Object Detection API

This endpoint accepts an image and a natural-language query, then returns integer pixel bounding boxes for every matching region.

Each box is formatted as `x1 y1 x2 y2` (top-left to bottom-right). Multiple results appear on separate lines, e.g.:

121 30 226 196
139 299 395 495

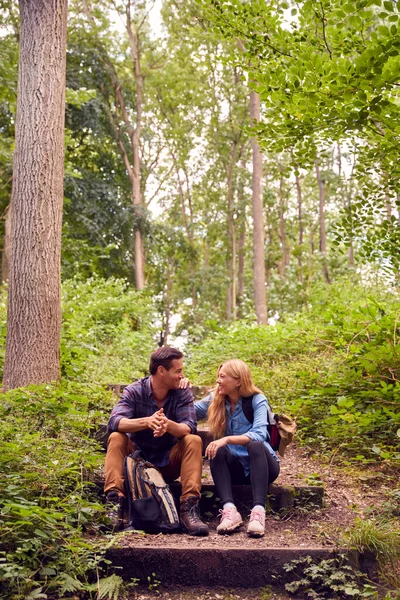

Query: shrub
186 279 400 465
0 382 116 599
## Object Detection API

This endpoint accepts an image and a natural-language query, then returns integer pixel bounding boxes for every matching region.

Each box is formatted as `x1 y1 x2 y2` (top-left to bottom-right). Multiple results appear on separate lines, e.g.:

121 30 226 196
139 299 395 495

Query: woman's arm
244 394 268 443
205 434 250 459
194 393 213 421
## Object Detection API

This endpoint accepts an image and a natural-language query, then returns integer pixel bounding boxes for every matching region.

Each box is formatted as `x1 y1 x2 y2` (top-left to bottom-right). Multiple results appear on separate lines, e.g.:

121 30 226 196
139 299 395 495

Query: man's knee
107 431 129 451
180 433 202 449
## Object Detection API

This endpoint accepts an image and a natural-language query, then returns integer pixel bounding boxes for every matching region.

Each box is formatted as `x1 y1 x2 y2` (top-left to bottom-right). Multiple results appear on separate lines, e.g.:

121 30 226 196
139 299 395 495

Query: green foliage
283 554 378 599
0 277 156 384
186 278 400 465
61 276 156 383
0 381 120 599
343 518 400 578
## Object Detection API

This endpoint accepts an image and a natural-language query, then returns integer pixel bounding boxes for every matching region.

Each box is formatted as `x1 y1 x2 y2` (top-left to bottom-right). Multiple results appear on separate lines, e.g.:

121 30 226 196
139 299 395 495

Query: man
104 346 208 536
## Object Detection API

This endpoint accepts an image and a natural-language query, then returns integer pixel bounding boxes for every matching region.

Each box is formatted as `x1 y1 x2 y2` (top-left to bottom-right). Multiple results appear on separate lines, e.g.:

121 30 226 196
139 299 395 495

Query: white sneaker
247 507 265 537
216 506 243 534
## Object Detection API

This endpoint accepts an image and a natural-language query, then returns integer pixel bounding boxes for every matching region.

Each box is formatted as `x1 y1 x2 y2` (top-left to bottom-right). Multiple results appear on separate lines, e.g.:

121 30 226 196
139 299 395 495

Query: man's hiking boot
105 490 125 531
180 496 209 536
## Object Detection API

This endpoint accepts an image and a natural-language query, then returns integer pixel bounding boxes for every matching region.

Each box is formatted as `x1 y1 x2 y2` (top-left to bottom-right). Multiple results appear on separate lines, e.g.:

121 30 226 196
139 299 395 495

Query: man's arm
154 388 196 439
118 409 166 433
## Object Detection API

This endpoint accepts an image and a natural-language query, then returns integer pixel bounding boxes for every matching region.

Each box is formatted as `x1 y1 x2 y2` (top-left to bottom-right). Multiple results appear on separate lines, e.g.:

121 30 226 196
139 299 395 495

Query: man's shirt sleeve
174 388 197 434
107 386 136 433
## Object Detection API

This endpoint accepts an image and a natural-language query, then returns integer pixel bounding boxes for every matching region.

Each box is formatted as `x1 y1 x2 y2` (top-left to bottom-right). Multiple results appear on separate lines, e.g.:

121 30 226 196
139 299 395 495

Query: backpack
124 451 180 534
241 395 296 456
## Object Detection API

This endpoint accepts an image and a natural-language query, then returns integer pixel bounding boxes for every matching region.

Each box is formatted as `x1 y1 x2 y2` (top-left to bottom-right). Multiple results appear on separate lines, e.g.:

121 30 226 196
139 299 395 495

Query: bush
61 276 156 383
0 277 157 385
0 381 116 599
186 279 400 465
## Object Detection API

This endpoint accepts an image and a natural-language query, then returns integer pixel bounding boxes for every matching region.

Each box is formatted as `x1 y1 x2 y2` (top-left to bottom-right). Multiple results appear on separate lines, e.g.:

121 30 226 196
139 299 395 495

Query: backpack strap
241 395 255 423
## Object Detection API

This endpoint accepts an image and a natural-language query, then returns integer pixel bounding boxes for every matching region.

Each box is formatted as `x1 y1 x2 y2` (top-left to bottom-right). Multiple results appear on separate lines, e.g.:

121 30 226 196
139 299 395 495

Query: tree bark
278 172 288 278
126 13 145 290
315 159 330 284
4 0 68 390
250 90 267 324
295 173 304 282
1 204 11 283
226 144 237 321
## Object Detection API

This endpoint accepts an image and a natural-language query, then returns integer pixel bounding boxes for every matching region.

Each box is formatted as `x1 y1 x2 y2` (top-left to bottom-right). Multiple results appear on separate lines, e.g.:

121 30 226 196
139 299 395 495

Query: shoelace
249 510 264 523
219 507 235 520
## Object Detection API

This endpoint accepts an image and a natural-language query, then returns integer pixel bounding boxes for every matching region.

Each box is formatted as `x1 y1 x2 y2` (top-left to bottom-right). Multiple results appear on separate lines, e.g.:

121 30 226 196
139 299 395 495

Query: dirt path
129 586 291 600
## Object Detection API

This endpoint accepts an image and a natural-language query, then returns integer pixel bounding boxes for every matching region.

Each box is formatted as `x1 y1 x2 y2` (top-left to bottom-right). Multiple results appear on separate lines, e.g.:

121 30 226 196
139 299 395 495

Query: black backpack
124 451 180 534
242 395 281 451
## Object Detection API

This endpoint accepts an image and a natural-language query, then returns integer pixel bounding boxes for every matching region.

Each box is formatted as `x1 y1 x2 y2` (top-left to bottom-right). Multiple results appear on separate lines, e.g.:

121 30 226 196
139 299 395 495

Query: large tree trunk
315 159 330 284
250 91 267 324
1 204 11 283
4 0 68 390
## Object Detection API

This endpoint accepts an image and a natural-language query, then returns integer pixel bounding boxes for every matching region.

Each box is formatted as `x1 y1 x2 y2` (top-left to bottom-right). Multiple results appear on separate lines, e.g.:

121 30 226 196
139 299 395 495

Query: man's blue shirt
108 376 197 467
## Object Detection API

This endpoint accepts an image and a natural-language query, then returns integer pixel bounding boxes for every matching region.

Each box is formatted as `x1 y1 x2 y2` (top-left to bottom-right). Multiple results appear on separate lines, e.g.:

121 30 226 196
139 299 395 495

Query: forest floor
127 586 292 599
100 442 399 599
113 441 397 551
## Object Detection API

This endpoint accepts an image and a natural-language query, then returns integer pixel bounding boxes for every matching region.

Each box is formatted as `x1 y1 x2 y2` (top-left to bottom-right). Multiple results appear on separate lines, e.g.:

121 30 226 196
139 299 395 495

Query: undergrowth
0 382 121 599
186 279 400 466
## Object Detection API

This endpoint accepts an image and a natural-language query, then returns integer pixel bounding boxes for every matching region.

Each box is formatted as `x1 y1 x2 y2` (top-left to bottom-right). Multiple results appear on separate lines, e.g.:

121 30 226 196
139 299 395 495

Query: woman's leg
210 446 245 533
247 441 280 507
210 445 246 505
246 442 280 537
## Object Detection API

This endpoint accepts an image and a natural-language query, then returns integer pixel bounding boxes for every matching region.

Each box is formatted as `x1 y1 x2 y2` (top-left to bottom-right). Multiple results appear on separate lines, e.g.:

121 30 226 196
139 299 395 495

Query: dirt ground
129 586 291 600
115 441 396 551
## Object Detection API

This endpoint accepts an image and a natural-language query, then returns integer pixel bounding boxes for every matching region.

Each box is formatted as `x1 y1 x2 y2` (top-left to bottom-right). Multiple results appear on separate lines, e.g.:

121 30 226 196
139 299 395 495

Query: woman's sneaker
216 506 243 534
247 507 265 537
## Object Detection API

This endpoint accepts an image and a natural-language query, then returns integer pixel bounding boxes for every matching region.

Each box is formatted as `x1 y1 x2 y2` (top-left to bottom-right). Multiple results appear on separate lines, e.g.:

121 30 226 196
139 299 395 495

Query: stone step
105 545 374 588
171 482 324 513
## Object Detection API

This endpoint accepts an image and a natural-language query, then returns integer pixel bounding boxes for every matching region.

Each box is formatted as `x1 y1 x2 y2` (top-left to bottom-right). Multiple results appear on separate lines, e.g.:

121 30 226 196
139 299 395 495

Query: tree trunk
226 147 237 321
278 173 288 278
295 174 304 282
315 159 330 284
250 90 267 324
84 1 146 289
237 228 245 309
4 0 68 390
127 21 145 290
163 257 173 346
1 204 11 283
236 158 246 315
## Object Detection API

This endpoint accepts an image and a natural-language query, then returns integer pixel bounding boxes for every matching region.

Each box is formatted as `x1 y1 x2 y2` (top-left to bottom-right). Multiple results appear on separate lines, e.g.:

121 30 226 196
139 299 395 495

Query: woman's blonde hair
208 359 261 439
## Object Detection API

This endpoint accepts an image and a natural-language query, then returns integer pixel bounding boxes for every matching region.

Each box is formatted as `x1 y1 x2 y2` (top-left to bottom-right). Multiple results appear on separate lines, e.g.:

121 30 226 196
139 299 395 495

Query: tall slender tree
250 90 268 324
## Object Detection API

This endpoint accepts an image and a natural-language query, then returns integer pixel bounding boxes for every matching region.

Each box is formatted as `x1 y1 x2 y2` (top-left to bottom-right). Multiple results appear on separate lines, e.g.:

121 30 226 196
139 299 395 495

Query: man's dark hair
149 346 183 375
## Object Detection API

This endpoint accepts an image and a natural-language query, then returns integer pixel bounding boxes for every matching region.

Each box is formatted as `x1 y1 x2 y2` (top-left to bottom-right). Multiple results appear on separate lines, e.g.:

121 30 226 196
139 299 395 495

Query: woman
195 359 280 537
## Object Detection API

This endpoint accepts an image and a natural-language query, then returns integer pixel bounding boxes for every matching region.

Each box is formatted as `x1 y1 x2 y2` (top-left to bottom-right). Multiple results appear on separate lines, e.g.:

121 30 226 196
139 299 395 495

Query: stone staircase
98 388 375 589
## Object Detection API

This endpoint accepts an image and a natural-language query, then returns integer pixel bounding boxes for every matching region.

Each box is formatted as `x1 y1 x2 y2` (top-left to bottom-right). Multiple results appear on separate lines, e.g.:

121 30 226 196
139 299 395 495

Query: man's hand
178 377 192 389
147 408 167 431
153 417 168 437
205 437 229 460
